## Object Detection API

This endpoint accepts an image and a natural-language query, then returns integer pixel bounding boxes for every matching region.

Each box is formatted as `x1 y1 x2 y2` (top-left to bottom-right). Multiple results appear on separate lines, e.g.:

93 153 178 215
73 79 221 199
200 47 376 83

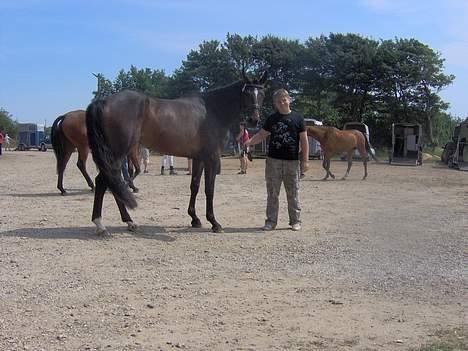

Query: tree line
2 33 461 148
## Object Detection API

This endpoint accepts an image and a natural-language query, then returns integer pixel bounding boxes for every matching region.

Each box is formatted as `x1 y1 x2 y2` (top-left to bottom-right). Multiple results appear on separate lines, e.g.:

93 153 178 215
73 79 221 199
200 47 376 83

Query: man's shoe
262 223 276 231
291 223 301 231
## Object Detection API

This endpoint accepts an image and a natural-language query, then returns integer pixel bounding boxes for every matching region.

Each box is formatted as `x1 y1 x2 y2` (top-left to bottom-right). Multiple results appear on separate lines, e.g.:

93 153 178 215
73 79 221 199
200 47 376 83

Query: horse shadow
5 189 94 198
0 225 176 242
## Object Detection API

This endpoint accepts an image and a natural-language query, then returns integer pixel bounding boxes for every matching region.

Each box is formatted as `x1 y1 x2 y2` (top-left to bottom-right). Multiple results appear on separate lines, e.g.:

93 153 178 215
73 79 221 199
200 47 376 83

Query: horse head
241 70 267 127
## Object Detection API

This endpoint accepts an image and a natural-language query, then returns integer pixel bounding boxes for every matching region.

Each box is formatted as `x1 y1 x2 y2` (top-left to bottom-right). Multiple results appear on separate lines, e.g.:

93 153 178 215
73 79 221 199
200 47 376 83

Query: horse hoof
60 191 66 196
96 228 110 236
132 187 139 193
127 222 138 232
212 225 224 233
191 219 202 228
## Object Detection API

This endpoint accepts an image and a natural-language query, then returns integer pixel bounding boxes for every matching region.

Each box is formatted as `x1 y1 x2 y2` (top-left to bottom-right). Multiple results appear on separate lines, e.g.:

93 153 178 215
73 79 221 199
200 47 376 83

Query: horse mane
201 81 244 124
306 126 331 143
201 80 243 100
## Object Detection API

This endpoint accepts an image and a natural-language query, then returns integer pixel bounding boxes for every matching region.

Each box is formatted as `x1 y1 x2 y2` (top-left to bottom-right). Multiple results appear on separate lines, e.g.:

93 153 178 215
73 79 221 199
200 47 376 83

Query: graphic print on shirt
271 120 294 150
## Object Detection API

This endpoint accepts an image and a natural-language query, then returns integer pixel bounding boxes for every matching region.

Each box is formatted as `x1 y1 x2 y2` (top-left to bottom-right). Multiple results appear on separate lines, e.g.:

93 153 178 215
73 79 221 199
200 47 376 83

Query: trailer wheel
448 157 455 169
40 143 47 152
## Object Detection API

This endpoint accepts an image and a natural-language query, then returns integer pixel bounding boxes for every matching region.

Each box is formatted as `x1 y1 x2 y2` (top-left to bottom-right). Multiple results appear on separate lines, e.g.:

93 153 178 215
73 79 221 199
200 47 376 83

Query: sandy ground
0 150 466 351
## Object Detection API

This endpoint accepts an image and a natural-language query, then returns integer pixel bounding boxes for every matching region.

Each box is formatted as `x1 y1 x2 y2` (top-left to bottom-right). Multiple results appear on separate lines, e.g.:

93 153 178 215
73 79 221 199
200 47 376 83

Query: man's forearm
247 129 268 146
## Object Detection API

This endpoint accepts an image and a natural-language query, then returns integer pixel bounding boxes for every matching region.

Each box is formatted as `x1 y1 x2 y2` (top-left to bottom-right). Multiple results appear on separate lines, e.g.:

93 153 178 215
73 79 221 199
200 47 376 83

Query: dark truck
17 123 51 151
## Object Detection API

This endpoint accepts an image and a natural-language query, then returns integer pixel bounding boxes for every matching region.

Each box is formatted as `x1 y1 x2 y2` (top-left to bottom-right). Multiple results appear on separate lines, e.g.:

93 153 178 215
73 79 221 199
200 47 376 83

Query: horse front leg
328 158 335 179
205 158 223 233
188 159 203 228
322 156 335 180
127 151 140 193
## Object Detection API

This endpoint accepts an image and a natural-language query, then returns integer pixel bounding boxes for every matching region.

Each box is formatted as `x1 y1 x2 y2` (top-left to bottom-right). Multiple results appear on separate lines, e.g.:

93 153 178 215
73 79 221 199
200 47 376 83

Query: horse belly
140 119 202 158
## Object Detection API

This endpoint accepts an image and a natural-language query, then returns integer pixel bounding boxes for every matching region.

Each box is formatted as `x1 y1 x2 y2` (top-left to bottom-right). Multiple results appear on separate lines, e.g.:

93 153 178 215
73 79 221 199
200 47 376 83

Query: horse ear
242 67 253 84
259 71 267 84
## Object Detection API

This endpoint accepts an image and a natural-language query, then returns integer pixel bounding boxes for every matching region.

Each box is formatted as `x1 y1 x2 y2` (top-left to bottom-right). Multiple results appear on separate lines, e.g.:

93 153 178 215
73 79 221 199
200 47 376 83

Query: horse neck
307 126 327 142
202 81 243 126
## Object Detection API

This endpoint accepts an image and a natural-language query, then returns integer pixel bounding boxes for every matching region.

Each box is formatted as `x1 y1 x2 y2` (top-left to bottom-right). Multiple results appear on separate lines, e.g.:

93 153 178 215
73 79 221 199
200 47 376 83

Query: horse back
140 96 207 157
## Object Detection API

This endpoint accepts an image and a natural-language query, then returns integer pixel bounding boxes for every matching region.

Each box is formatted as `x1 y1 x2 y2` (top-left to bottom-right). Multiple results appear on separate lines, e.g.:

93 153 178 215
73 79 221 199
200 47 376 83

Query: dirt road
0 151 466 350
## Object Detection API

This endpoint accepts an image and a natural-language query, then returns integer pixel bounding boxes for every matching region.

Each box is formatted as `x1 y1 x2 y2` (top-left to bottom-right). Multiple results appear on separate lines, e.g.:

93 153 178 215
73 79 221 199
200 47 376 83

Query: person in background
161 155 178 175
4 133 12 151
140 146 150 173
187 158 192 175
236 122 250 174
0 128 4 156
246 88 309 231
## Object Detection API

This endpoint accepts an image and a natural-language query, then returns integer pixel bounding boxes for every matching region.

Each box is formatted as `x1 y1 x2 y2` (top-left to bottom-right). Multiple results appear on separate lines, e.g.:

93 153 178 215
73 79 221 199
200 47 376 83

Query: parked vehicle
389 123 423 166
304 118 323 159
445 118 468 170
340 122 375 160
17 123 50 151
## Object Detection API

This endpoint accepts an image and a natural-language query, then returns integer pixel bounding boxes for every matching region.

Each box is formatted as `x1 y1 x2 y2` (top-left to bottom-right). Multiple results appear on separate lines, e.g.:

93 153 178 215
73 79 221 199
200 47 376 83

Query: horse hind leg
92 173 110 236
57 150 73 195
77 148 94 190
362 157 368 180
357 144 368 180
114 197 138 232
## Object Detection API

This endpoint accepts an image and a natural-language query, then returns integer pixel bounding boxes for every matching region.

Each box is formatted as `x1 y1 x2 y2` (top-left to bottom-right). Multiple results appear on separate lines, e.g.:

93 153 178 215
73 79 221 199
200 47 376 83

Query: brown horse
306 126 378 180
51 110 95 195
85 72 267 235
51 110 141 195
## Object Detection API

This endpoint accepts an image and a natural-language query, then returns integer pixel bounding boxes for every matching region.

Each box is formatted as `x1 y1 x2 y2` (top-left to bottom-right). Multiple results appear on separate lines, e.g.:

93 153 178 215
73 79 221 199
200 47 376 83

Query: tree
0 108 18 138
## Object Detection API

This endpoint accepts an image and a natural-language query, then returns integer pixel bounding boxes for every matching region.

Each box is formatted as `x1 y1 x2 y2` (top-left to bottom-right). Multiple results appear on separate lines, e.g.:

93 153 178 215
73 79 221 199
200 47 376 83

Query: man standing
246 89 309 231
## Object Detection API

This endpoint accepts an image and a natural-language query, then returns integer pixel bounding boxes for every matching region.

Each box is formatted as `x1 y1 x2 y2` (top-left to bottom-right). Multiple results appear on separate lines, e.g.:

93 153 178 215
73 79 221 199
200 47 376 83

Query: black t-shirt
263 111 305 160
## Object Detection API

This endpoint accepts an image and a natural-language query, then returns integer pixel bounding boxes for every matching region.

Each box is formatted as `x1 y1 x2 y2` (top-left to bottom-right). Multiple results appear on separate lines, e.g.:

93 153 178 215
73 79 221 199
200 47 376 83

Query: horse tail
51 114 68 174
86 100 137 209
365 135 379 162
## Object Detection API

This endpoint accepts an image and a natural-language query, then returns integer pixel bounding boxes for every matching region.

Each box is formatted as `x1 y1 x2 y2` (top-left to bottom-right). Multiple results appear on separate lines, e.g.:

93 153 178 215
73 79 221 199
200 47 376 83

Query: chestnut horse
51 110 141 195
85 73 267 235
306 126 378 180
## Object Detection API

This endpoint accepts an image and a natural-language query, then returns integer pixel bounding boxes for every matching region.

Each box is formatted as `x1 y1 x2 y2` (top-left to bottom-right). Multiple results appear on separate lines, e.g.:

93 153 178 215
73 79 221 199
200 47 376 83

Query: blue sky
1 0 467 125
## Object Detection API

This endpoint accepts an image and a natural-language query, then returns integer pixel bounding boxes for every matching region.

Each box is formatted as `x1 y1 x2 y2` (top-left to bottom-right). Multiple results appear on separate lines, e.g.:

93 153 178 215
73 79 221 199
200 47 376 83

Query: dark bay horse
51 111 141 195
306 126 378 180
51 110 95 195
86 73 267 235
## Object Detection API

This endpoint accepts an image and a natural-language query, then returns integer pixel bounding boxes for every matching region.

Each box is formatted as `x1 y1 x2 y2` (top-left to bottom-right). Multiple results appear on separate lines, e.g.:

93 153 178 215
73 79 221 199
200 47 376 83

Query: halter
241 83 265 118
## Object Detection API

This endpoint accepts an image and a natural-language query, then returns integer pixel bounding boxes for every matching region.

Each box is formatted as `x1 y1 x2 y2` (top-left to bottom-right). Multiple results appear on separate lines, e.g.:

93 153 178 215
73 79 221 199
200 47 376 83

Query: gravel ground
0 150 466 350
